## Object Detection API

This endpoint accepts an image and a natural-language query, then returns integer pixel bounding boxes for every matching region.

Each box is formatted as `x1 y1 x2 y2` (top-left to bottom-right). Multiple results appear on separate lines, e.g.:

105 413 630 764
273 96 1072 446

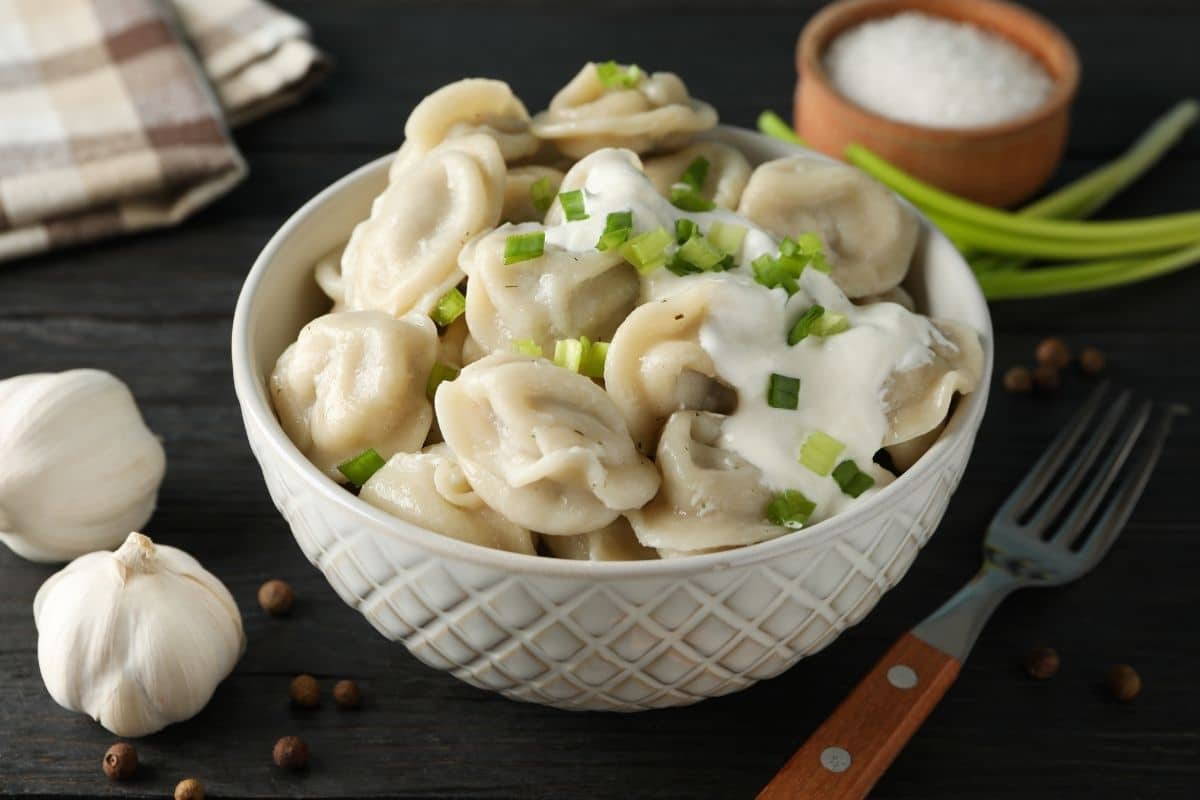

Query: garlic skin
33 532 245 738
0 369 166 562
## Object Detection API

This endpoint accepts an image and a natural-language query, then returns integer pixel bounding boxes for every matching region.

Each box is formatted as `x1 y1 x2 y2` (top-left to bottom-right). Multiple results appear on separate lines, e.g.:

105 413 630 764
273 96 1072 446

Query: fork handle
756 633 961 800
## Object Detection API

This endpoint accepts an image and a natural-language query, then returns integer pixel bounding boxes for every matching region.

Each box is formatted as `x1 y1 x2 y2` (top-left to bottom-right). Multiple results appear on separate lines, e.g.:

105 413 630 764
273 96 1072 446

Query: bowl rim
231 125 994 580
797 0 1082 141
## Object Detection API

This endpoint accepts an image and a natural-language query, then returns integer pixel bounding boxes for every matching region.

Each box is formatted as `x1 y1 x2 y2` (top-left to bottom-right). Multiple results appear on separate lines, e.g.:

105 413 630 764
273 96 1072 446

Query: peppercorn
1036 337 1071 369
1024 646 1059 680
175 777 205 800
1003 365 1033 393
102 742 137 781
1033 364 1061 391
258 579 295 615
333 679 361 709
1080 346 1106 375
289 673 320 707
1106 664 1141 701
273 736 309 770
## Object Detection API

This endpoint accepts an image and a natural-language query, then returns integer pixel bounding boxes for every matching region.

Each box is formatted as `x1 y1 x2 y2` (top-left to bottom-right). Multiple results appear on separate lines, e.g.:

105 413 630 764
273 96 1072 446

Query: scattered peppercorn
1106 664 1141 701
289 673 320 707
258 579 295 615
1036 337 1071 369
1003 365 1033 393
175 777 205 800
333 679 361 709
273 735 309 770
1024 646 1060 680
1033 364 1061 391
102 742 137 781
1080 346 1106 375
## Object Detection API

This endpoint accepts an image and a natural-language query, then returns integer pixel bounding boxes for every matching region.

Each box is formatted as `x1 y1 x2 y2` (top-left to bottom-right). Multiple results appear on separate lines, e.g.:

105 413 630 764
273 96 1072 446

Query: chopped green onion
766 489 816 529
554 338 585 372
597 210 633 251
677 233 727 271
832 460 876 498
799 431 845 476
668 184 716 212
558 189 589 221
620 226 673 274
787 305 825 345
530 176 554 215
707 221 747 255
667 252 703 276
580 340 609 378
752 254 799 295
595 61 643 89
597 228 630 251
337 448 386 487
767 373 800 410
431 288 466 326
675 218 698 245
513 339 543 357
504 231 545 264
426 361 460 399
811 311 849 336
679 156 709 191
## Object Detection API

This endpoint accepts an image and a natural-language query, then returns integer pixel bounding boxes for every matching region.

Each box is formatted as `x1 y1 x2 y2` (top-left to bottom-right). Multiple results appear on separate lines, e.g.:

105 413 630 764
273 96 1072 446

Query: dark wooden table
2 1 1198 797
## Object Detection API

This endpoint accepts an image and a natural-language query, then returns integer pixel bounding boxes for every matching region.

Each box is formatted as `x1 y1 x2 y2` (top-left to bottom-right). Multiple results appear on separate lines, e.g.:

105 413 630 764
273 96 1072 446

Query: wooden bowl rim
797 0 1081 142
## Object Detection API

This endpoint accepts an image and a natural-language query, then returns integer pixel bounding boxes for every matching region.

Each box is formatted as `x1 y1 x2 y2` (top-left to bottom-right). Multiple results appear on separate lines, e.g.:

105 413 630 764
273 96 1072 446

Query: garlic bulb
0 369 166 562
34 532 245 737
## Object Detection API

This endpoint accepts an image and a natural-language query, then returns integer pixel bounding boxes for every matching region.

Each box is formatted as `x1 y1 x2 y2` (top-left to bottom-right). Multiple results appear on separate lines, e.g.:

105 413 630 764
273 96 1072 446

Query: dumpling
502 165 564 223
855 285 916 312
603 281 736 454
313 243 346 310
436 315 471 368
388 78 540 181
541 148 643 227
883 318 984 447
342 134 505 318
435 353 660 535
359 444 537 555
459 222 640 357
643 142 752 209
737 156 919 298
270 311 437 479
627 411 783 553
530 63 718 159
540 518 657 561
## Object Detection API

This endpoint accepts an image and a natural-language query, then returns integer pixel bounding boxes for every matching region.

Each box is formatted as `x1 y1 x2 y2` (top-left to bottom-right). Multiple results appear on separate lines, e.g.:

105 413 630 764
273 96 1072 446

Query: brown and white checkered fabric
0 0 328 262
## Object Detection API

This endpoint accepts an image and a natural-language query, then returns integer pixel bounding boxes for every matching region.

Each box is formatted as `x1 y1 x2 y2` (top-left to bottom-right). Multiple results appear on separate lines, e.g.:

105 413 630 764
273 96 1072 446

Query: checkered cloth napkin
0 0 328 262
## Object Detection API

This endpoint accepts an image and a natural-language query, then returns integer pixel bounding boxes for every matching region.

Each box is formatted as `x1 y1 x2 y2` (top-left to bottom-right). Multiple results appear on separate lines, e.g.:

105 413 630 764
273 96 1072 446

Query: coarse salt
823 11 1055 129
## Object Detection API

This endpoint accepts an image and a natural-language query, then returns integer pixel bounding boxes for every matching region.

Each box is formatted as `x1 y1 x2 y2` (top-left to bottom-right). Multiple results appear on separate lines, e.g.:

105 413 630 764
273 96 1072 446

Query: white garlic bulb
0 369 166 562
33 532 245 737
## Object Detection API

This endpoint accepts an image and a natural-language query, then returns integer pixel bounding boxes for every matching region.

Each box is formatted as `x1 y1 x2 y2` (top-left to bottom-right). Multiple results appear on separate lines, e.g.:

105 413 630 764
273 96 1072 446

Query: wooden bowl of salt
796 0 1080 207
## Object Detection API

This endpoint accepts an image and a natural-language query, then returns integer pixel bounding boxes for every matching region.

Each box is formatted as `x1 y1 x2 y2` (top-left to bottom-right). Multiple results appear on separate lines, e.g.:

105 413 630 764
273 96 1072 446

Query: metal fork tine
995 381 1110 521
1051 399 1151 548
1076 403 1183 562
1027 390 1132 538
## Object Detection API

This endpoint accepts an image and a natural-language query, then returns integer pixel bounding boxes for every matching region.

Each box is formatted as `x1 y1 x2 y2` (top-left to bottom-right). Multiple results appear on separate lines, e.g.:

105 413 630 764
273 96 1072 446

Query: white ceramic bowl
232 127 994 712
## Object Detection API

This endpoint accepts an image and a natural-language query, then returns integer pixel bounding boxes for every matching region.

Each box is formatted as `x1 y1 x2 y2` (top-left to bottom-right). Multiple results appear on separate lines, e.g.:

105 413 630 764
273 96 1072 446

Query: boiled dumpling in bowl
737 156 919 298
642 141 752 210
883 318 985 448
501 166 564 223
531 63 717 159
270 311 438 480
540 518 657 561
434 353 660 535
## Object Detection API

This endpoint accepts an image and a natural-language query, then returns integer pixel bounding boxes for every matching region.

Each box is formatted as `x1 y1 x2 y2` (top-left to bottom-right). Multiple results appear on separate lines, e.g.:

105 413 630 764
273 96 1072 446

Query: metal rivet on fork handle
820 747 852 773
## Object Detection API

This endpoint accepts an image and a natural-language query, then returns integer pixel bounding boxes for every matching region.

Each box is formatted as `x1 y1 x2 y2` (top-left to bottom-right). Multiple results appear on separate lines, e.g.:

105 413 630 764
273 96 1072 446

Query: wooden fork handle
757 633 961 800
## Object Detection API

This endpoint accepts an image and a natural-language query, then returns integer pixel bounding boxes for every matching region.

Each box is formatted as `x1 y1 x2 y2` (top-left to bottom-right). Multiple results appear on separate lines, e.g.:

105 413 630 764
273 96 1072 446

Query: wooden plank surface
1 2 1198 798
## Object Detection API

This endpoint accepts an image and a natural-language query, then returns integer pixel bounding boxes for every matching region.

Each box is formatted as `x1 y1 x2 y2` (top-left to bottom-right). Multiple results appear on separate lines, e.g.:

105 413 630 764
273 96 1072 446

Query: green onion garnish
668 184 716 212
707 221 747 255
619 226 673 274
752 254 800 295
675 218 698 245
554 338 585 372
812 311 849 336
426 362 460 399
792 233 831 273
788 305 825 345
595 61 644 89
558 189 589 222
504 231 545 264
597 210 633 251
832 460 876 498
431 288 466 326
513 339 543 357
677 233 727 271
580 339 609 378
530 176 554 215
799 431 845 476
337 447 386 487
766 489 816 529
767 373 800 410
679 156 709 191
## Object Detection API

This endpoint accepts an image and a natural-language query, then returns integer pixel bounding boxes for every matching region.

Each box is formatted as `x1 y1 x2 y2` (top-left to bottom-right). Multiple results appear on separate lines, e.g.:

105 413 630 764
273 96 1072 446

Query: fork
757 382 1186 800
